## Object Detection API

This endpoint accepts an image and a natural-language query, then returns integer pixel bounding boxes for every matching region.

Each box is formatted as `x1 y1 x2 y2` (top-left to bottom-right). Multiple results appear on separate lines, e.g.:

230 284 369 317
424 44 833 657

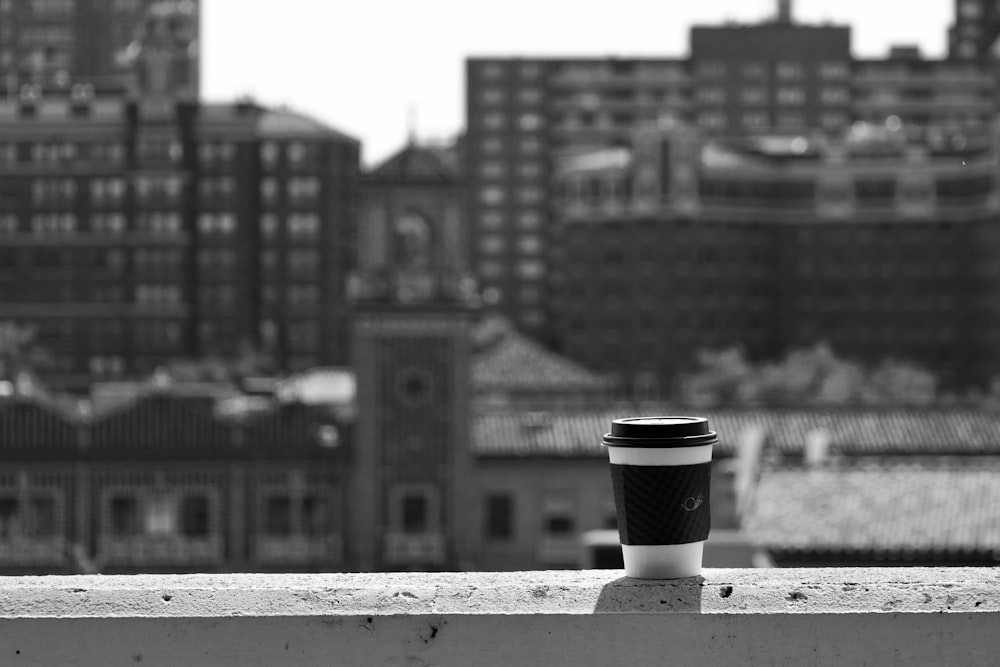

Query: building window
776 87 806 105
519 113 543 131
199 141 236 165
0 494 59 538
31 214 76 235
517 161 543 179
138 212 182 235
479 260 504 279
388 484 439 535
519 137 541 154
0 214 17 234
819 61 850 79
91 214 126 234
107 492 211 538
820 87 849 104
518 62 542 79
776 62 804 80
741 61 767 79
517 210 543 229
288 284 320 305
821 112 849 130
480 186 506 205
517 186 544 205
480 162 506 179
287 177 320 203
288 213 320 238
200 177 236 202
481 137 503 154
479 211 504 230
198 213 236 235
260 214 279 238
484 493 514 540
541 490 576 536
89 177 126 206
481 112 506 130
696 87 726 104
287 142 309 166
261 142 280 169
263 492 333 537
516 259 545 280
479 235 506 255
697 111 727 129
776 112 805 127
696 61 726 78
479 88 504 105
518 234 543 255
478 62 505 80
518 88 543 105
740 87 767 105
742 112 769 129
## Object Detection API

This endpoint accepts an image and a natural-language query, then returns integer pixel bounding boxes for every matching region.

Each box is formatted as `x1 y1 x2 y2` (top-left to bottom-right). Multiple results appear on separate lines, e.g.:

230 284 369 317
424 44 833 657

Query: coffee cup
603 416 717 579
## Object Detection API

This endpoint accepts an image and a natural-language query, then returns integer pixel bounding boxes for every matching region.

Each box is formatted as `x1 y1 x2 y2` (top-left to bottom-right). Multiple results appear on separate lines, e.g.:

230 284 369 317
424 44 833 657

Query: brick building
4 379 1000 573
0 0 199 96
464 1 999 339
549 119 1000 394
0 4 359 389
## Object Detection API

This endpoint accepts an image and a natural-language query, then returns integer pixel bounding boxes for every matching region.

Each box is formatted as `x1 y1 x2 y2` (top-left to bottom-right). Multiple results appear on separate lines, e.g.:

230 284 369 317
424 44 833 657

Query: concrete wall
0 568 997 666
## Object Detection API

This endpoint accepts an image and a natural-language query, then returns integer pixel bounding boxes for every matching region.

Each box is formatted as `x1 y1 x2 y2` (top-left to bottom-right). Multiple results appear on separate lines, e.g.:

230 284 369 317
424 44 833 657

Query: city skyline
201 0 953 165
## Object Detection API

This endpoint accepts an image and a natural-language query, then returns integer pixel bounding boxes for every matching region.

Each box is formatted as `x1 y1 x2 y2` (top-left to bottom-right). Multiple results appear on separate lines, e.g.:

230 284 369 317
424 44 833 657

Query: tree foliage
681 343 937 406
0 321 54 380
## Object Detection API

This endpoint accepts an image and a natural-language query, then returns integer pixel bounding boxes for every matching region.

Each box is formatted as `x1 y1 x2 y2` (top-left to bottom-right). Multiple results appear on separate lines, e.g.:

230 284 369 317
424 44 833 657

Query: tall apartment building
465 0 1000 341
0 0 198 96
949 0 1000 59
0 5 358 390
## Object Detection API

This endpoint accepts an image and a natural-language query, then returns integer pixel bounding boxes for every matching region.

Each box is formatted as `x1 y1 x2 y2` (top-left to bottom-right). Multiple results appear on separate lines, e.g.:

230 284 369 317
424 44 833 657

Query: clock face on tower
394 366 435 407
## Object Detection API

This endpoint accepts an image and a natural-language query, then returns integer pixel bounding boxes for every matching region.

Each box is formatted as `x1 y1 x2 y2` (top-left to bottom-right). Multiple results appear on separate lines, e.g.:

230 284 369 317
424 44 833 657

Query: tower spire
407 105 418 146
776 0 793 24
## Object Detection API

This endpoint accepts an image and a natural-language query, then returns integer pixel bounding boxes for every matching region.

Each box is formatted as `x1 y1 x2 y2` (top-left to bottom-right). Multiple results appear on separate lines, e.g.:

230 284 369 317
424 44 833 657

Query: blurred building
549 119 1000 393
948 0 1000 59
5 377 1000 574
0 0 199 96
0 5 358 390
464 0 998 342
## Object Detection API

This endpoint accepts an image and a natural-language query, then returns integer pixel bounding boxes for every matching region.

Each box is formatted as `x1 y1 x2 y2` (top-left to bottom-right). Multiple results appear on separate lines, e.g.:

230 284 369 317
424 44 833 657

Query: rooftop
747 459 1000 557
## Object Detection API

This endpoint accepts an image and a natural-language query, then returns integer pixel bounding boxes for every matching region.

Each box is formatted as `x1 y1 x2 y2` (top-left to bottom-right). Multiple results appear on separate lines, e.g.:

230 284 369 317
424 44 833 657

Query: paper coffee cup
603 416 716 579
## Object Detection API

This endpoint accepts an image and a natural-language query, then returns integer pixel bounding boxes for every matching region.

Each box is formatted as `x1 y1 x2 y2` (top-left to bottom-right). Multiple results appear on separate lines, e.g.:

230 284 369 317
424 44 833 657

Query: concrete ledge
0 568 998 665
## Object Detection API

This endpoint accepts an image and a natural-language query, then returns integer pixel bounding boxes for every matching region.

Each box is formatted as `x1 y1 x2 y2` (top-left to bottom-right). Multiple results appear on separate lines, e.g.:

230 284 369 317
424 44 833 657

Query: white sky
202 0 953 166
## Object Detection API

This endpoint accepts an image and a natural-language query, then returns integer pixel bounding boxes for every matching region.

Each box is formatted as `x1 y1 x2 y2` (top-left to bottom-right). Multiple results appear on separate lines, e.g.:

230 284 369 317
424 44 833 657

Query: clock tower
347 142 479 571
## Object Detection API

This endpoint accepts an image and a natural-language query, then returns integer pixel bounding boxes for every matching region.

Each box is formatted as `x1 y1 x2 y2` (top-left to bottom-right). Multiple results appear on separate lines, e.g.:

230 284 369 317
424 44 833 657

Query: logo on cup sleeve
681 493 704 512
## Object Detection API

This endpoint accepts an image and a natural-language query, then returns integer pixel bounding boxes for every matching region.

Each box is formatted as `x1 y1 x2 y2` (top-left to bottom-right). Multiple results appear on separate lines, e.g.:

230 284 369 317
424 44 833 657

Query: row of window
477 234 543 256
482 490 615 542
477 86 545 106
0 141 326 169
696 60 850 81
478 160 544 180
0 212 329 237
479 184 545 206
260 141 319 170
697 110 849 129
475 111 545 132
695 86 851 106
0 142 124 165
478 258 546 281
261 176 321 202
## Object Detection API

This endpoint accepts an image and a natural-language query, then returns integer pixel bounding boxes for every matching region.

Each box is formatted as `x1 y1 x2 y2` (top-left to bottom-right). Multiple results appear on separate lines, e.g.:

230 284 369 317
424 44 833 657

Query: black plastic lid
603 416 718 448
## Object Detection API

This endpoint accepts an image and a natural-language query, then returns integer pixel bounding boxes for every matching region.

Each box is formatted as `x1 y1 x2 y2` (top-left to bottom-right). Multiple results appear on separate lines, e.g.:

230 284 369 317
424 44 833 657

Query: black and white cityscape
0 0 999 575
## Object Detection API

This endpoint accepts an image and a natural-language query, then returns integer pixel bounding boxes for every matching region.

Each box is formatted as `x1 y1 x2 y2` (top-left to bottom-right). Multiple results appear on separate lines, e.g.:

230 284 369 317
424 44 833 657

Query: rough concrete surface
0 568 997 665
